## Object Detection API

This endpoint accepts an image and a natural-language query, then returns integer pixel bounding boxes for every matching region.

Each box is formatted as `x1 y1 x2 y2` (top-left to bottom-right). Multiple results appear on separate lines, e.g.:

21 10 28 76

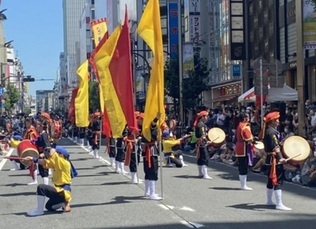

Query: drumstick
209 136 219 143
285 153 302 162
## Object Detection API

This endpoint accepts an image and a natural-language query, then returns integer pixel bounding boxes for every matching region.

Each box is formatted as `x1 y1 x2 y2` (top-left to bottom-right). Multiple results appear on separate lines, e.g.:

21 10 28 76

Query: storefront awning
212 95 238 102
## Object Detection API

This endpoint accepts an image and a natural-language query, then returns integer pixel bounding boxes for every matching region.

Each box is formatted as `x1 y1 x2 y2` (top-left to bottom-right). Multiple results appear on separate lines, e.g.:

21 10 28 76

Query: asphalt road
0 137 316 229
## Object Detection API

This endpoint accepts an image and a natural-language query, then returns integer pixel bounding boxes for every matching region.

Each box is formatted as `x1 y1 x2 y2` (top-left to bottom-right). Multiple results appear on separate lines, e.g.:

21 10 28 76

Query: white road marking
0 148 15 171
180 221 194 228
179 206 195 212
188 222 205 228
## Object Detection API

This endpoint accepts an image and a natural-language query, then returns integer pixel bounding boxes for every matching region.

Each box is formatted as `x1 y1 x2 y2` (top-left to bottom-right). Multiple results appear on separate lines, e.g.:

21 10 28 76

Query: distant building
36 90 54 113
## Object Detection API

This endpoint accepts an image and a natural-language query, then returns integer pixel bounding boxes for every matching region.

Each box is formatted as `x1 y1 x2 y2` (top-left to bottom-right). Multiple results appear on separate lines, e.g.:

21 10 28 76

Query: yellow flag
91 18 108 113
137 0 165 141
92 25 126 138
75 60 90 127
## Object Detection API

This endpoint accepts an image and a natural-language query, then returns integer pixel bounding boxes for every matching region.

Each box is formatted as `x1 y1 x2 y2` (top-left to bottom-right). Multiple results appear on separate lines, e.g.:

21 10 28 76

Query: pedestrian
24 146 77 216
260 110 292 210
234 112 255 190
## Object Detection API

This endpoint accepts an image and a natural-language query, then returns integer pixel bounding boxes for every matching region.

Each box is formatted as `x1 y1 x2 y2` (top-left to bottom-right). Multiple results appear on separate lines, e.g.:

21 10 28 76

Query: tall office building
62 0 86 105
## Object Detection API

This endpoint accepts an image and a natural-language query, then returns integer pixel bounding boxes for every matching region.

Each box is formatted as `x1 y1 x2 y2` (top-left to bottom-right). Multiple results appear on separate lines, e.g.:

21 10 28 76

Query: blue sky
1 0 63 96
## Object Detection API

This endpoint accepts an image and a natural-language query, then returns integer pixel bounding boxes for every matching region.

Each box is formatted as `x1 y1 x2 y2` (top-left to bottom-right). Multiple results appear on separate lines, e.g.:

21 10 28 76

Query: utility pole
296 0 305 136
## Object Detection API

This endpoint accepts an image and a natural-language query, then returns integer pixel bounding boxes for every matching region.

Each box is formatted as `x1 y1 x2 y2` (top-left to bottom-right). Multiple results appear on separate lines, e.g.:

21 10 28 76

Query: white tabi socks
198 166 203 177
274 189 292 211
43 177 49 185
27 195 45 216
131 172 138 184
109 157 116 169
28 170 38 185
115 161 121 173
93 149 100 159
266 188 275 206
119 162 127 175
179 155 188 167
201 165 212 179
149 180 161 200
144 180 150 197
239 175 252 190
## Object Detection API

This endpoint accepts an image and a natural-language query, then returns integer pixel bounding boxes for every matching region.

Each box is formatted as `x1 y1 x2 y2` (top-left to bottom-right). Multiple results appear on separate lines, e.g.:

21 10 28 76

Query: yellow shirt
43 152 72 202
162 139 181 153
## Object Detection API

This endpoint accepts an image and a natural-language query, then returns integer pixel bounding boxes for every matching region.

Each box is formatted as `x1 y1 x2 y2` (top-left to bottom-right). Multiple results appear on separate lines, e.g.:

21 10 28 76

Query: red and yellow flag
75 60 90 127
137 0 165 141
109 6 137 133
90 25 126 138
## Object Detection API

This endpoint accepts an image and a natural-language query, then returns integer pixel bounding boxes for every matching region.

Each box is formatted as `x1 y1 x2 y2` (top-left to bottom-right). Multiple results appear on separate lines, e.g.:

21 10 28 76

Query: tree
89 80 100 113
164 52 210 114
4 84 20 113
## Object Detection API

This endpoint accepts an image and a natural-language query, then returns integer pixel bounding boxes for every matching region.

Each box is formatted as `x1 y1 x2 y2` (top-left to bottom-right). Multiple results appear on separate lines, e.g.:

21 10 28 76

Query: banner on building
168 2 179 58
183 42 194 79
303 1 316 49
91 18 108 47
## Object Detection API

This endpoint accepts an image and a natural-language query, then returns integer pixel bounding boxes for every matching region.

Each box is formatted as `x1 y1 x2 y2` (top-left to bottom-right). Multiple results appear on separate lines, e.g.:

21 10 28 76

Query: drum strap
268 152 278 186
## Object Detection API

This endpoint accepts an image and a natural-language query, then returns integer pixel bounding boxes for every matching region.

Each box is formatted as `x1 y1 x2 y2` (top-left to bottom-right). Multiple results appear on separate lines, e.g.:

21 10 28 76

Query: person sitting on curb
23 146 77 216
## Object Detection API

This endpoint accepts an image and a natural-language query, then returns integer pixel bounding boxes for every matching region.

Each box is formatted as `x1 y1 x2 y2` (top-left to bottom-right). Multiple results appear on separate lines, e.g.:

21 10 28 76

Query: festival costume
35 129 51 185
124 131 141 183
162 130 187 167
262 111 291 210
91 115 101 158
108 137 116 168
142 118 160 200
27 146 77 216
194 111 212 179
23 125 40 185
235 116 254 190
78 127 86 146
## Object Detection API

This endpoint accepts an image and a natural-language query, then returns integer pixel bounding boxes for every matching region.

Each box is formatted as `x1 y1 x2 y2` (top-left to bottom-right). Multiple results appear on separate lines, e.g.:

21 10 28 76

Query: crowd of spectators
172 99 316 188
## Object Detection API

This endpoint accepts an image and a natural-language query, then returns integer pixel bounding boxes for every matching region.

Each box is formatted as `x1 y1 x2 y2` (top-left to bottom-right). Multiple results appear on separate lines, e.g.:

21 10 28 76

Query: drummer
194 110 212 179
235 112 255 190
260 110 292 211
24 146 77 216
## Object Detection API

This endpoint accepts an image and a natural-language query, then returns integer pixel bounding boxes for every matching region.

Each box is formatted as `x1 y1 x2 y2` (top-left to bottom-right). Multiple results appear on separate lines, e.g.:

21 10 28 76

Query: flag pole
133 132 140 183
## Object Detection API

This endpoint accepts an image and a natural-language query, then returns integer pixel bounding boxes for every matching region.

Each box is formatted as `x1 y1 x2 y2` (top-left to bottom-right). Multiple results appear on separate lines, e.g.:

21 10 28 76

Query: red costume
235 121 254 157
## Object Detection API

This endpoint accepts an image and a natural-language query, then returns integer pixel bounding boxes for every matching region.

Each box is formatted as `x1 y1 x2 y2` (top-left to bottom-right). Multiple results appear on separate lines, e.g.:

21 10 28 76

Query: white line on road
0 148 15 171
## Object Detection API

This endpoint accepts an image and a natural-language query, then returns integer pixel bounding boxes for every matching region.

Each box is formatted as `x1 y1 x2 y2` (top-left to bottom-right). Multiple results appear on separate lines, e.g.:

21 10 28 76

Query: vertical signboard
189 0 201 42
303 1 316 49
183 42 194 79
168 2 179 58
230 0 246 60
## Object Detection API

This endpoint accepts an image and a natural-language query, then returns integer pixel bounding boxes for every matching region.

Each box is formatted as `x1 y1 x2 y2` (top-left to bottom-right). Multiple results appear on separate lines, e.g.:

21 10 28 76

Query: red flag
68 88 78 123
102 110 112 138
109 6 137 133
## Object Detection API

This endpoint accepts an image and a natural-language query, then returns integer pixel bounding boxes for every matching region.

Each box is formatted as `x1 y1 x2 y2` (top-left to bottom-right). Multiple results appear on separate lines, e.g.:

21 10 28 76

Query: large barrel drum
282 136 310 167
17 140 39 166
207 127 226 148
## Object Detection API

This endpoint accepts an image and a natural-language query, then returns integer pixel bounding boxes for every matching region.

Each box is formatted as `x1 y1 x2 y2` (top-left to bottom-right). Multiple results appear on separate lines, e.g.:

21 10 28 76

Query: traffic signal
23 76 35 82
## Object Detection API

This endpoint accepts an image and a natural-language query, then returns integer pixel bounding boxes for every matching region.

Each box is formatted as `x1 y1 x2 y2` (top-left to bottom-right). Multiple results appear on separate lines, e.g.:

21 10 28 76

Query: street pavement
1 137 316 229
